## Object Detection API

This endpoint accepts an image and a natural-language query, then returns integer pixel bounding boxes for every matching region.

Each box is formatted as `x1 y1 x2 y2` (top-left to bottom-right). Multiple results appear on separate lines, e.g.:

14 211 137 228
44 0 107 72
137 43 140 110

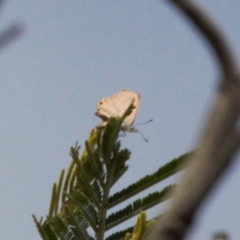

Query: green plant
33 103 191 240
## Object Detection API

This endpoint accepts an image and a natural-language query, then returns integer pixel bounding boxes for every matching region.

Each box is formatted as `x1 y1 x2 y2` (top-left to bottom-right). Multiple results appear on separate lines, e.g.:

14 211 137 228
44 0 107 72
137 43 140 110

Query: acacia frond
105 212 156 240
101 103 135 163
108 152 191 208
105 226 134 240
106 185 174 230
34 103 187 240
33 215 58 240
62 161 75 202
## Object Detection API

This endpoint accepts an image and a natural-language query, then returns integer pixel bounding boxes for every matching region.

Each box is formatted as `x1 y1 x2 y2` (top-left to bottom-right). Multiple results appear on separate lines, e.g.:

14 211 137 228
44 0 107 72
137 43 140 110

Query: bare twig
154 1 240 240
213 232 229 240
0 0 24 52
0 23 24 52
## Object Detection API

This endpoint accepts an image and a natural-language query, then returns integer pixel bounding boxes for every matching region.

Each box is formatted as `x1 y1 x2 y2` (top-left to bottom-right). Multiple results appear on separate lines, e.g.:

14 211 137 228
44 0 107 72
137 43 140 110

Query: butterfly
95 89 140 132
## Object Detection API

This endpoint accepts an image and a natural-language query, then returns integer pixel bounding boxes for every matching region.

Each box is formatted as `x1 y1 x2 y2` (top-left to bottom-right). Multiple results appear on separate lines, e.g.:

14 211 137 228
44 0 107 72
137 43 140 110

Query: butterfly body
95 89 140 132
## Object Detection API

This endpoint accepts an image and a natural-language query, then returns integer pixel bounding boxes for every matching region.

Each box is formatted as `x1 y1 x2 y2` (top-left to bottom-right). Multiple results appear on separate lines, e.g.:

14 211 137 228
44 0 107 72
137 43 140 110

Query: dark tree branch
0 0 25 52
154 1 240 240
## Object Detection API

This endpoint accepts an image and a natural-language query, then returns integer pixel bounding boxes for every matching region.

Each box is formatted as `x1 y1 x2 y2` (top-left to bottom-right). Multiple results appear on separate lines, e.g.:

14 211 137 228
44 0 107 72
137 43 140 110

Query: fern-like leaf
108 152 191 208
105 185 174 230
34 104 189 240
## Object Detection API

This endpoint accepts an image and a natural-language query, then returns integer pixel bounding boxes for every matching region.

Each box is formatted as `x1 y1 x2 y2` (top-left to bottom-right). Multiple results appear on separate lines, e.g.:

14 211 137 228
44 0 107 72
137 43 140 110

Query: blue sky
0 0 239 239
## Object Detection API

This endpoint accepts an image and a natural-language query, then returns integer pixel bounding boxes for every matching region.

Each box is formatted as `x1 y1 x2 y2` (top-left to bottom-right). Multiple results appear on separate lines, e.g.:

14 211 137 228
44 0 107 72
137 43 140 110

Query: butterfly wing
120 90 140 126
95 89 140 128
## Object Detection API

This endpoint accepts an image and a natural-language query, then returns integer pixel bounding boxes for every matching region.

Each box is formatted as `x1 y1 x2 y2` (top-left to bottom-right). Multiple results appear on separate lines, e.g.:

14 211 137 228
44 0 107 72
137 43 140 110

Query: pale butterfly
95 89 151 141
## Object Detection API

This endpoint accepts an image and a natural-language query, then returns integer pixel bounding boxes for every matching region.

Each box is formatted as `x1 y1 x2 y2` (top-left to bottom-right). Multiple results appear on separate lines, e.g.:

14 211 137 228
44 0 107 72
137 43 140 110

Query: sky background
0 0 240 239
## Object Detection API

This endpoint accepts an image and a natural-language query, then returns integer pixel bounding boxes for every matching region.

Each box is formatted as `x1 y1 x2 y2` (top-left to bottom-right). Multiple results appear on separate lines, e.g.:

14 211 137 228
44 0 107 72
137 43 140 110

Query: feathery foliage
33 103 190 240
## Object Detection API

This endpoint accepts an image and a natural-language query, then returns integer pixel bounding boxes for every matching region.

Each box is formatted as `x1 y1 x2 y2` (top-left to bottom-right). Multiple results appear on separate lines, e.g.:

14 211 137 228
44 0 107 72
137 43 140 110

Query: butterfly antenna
138 130 149 142
134 119 153 127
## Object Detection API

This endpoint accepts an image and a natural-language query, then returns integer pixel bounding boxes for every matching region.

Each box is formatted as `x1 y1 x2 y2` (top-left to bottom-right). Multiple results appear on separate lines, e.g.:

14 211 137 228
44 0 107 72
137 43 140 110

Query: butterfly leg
118 131 126 138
